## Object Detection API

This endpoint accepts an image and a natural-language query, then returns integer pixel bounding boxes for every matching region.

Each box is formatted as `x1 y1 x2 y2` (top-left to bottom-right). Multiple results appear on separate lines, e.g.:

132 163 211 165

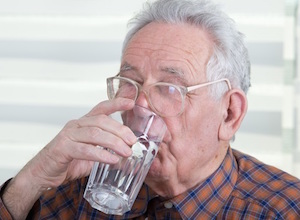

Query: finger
86 98 135 117
56 141 120 164
76 114 137 145
68 126 133 157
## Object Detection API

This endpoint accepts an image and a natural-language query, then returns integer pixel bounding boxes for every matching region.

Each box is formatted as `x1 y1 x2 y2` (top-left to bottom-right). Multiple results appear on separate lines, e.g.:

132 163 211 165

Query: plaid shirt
1 147 300 219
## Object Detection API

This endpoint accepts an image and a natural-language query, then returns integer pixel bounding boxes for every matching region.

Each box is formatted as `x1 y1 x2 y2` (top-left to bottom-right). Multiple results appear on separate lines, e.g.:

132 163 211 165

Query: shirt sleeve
0 177 88 219
0 178 41 220
0 179 14 220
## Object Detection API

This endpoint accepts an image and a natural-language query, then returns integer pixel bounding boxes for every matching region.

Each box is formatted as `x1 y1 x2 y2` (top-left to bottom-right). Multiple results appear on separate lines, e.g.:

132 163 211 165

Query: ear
218 89 247 141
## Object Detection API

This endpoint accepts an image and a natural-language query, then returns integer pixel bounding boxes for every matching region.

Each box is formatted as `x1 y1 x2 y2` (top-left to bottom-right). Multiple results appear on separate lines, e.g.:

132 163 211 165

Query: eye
118 80 135 92
168 86 177 95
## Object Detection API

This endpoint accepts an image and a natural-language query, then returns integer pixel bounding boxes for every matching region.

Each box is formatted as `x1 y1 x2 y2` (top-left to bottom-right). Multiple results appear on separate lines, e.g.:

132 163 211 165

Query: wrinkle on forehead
123 44 203 79
125 41 206 69
122 22 214 82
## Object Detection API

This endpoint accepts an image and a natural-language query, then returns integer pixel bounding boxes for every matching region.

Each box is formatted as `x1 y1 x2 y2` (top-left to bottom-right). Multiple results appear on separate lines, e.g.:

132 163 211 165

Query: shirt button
164 202 173 209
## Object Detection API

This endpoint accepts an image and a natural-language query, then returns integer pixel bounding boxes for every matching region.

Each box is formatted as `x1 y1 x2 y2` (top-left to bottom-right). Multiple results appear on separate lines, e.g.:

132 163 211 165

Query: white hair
122 0 251 98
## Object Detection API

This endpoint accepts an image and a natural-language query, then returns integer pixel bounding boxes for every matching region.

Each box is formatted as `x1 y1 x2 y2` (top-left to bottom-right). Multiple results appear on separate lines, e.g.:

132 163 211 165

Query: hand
2 98 136 219
0 99 136 219
2 98 136 220
24 98 136 189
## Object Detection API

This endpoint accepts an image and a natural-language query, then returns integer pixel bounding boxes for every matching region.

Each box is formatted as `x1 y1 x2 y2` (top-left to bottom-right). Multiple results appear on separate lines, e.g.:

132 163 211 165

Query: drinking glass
84 104 166 215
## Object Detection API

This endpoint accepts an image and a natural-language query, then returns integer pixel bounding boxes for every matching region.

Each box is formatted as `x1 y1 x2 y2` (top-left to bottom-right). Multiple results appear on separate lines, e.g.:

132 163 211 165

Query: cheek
171 108 222 159
159 104 221 153
187 102 222 135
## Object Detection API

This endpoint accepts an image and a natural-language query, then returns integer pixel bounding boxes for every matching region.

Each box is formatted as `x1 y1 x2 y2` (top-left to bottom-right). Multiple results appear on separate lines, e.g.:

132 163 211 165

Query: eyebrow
161 67 185 77
120 62 134 72
119 62 187 85
121 63 185 75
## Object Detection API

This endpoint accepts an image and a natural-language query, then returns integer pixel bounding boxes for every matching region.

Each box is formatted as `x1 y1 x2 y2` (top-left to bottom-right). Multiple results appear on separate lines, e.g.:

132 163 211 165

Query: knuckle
89 114 108 126
59 128 72 141
97 114 108 122
87 127 102 138
77 144 92 156
64 119 80 128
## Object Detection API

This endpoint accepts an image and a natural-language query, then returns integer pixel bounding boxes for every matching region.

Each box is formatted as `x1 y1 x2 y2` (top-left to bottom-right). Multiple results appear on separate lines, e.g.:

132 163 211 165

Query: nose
134 91 158 117
135 91 150 109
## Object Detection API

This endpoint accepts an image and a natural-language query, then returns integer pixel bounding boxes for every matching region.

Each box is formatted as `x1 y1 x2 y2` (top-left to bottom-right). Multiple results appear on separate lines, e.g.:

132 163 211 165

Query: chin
145 159 170 191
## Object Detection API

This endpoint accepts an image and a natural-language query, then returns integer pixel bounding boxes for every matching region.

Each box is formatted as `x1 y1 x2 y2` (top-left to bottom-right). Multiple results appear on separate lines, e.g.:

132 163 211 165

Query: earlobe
219 89 247 141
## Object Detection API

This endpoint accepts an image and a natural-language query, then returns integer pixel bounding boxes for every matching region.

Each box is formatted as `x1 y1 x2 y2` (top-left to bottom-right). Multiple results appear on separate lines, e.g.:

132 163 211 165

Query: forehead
122 22 214 82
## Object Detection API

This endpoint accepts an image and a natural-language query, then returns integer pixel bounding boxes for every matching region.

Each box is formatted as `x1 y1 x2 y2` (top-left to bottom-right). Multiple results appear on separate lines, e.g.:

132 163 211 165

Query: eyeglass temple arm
187 78 231 92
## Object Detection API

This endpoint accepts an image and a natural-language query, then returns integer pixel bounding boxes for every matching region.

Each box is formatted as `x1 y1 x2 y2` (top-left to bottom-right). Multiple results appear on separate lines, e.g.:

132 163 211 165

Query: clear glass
84 105 167 215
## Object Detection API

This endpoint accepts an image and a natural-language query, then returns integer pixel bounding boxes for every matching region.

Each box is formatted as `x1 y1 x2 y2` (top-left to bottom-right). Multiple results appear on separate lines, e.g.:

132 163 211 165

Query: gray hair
122 0 251 98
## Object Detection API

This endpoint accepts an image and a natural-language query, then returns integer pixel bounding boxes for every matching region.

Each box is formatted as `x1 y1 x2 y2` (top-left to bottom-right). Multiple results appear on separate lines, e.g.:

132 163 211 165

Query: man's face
120 22 229 197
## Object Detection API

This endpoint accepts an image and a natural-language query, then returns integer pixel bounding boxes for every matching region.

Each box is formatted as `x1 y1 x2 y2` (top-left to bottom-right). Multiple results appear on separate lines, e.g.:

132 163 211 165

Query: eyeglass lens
108 78 183 117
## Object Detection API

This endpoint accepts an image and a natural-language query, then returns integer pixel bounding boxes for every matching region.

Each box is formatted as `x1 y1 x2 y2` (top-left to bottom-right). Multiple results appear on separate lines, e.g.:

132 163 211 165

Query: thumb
86 98 135 117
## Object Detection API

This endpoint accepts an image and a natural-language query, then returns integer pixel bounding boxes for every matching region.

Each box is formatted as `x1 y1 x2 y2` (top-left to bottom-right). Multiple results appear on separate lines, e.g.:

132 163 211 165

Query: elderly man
1 0 300 219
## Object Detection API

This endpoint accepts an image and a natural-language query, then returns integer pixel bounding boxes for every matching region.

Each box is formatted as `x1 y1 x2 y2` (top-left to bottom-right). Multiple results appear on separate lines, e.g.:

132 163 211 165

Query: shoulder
230 148 300 218
232 148 300 186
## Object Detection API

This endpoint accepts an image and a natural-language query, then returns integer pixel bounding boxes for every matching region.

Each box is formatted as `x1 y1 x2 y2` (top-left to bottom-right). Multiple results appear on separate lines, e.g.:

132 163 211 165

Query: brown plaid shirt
1 147 300 219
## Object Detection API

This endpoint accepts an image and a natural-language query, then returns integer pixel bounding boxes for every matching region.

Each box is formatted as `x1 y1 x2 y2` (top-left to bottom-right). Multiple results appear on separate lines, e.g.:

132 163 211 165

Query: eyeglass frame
106 75 232 117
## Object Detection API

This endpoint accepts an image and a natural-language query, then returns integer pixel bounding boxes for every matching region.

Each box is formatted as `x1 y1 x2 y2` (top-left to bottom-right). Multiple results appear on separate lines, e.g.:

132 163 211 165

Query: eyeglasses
106 76 231 117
